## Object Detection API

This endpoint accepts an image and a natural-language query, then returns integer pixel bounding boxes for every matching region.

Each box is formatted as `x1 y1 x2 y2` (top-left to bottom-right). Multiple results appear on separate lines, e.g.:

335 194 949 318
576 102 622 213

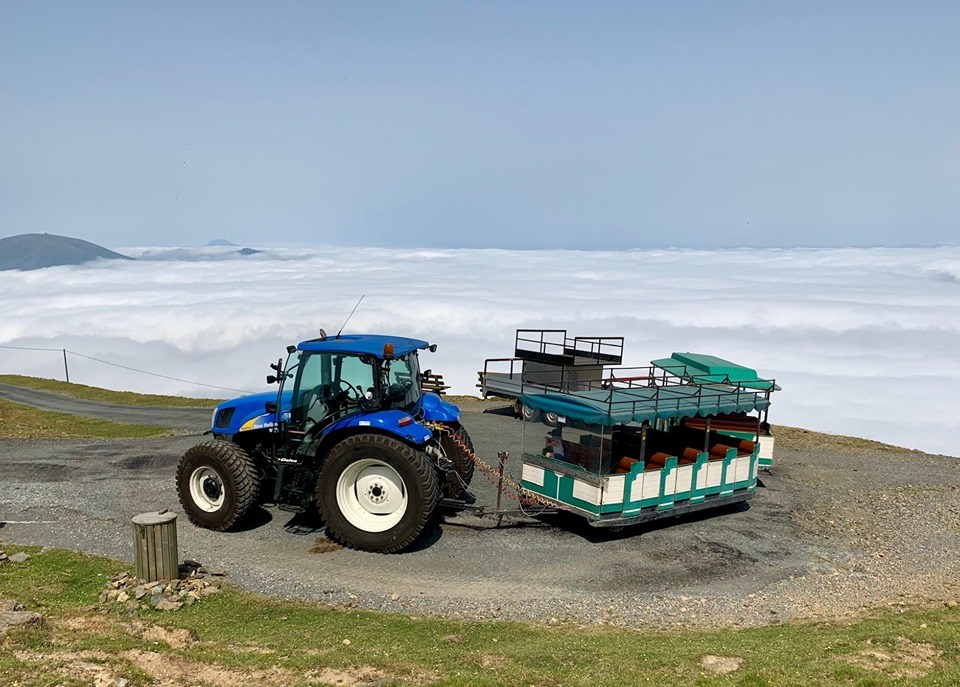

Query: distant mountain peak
0 233 133 271
206 239 239 247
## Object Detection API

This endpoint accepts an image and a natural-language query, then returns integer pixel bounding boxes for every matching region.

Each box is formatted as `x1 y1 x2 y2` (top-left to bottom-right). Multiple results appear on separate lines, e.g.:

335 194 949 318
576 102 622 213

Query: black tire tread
317 434 440 553
176 441 259 531
440 424 475 497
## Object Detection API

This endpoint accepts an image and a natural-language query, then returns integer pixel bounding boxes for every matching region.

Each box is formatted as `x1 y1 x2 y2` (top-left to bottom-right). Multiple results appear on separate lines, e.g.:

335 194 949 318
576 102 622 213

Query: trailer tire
317 434 440 553
520 403 540 423
176 441 259 531
440 424 475 497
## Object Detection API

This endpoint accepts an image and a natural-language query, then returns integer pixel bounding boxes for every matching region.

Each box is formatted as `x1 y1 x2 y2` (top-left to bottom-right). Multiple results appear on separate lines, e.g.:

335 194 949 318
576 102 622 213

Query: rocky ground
1 388 958 629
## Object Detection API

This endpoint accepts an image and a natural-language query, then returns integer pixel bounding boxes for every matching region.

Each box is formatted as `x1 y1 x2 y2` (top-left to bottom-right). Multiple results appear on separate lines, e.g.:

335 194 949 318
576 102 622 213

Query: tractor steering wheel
334 379 362 403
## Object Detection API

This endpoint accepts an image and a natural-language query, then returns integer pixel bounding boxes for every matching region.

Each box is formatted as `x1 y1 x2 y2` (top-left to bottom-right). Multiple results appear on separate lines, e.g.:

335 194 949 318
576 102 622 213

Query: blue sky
2 1 958 249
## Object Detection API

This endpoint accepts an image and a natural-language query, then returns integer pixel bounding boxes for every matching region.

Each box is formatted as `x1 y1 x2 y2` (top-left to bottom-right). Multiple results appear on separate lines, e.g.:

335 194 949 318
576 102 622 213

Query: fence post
62 349 70 383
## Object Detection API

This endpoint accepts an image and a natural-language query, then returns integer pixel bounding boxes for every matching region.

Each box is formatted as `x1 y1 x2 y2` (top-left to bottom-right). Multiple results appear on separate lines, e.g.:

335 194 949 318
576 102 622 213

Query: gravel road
2 394 958 629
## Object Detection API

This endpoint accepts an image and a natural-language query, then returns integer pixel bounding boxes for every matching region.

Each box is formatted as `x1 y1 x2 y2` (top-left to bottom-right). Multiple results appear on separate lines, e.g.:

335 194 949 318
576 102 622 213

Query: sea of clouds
1 245 958 456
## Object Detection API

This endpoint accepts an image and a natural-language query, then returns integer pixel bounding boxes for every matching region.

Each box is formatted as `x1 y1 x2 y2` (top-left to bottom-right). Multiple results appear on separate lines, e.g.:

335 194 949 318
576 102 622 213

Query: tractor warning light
398 415 413 427
383 342 395 359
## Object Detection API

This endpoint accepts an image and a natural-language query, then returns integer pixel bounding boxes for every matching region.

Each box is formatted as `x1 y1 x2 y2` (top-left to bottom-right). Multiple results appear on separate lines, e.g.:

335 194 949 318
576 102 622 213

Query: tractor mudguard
415 392 460 423
319 409 431 446
210 390 291 435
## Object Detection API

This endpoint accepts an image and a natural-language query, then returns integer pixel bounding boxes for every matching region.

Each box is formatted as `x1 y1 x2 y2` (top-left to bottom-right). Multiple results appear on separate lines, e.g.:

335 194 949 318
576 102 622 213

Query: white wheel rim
335 459 408 533
189 466 225 512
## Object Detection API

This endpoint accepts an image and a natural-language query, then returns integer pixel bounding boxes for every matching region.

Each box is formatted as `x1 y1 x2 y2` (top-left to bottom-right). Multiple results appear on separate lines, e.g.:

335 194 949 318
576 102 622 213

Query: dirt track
1 389 958 628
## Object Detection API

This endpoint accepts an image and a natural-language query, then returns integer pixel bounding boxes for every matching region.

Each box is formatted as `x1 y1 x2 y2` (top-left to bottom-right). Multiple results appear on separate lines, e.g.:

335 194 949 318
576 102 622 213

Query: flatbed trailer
478 329 624 421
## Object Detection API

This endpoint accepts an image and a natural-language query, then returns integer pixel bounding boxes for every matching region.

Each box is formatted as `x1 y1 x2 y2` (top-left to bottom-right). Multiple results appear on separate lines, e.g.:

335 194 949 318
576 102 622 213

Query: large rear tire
317 434 440 553
440 424 475 497
176 441 259 531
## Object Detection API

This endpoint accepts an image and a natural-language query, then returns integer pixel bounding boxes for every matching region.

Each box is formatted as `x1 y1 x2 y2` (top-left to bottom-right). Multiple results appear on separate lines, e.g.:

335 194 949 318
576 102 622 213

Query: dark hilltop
0 233 133 271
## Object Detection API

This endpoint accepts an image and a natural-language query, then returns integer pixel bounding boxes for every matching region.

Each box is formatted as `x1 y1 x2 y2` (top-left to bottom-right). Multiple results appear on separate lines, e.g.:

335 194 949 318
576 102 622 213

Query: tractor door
279 351 376 446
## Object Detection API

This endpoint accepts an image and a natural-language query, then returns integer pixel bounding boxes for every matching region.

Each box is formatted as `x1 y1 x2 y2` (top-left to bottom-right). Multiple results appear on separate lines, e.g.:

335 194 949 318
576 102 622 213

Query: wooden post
62 349 70 383
132 510 178 581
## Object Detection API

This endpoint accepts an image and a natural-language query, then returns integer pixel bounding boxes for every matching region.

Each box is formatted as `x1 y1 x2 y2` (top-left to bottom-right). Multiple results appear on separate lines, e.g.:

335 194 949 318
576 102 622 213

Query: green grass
0 399 172 439
1 544 959 686
0 374 221 407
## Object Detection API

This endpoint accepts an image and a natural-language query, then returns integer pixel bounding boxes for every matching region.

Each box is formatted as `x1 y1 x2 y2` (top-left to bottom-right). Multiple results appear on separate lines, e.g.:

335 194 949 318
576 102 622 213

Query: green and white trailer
512 354 779 528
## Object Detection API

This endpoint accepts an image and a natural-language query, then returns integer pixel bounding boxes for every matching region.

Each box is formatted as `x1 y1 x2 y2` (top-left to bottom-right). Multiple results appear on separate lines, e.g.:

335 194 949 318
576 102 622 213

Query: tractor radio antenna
336 294 364 338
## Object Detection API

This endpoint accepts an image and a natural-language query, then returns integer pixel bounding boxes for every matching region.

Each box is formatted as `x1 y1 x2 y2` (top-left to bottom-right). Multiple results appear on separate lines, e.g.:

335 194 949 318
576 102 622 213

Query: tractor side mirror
265 401 277 414
429 344 437 352
423 369 432 377
266 375 277 385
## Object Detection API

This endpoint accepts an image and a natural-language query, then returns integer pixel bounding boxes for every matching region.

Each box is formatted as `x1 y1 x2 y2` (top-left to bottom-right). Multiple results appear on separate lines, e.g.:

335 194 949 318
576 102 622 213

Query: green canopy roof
519 383 771 427
651 352 781 391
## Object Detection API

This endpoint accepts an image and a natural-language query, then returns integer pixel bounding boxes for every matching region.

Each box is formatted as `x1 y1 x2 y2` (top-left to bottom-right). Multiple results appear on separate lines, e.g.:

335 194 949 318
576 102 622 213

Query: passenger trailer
511 351 779 527
480 330 779 468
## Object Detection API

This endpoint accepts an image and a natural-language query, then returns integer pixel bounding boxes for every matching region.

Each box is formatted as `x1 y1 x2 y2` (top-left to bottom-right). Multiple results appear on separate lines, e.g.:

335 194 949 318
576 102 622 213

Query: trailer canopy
651 352 781 391
519 383 771 427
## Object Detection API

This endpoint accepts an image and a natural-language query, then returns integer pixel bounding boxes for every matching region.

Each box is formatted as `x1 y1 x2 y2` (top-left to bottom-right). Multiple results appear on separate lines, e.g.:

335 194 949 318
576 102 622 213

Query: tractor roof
297 334 430 359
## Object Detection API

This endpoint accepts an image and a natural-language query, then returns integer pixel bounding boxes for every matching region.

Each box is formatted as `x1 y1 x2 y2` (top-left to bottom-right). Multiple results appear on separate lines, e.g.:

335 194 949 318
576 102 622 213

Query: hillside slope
0 233 132 271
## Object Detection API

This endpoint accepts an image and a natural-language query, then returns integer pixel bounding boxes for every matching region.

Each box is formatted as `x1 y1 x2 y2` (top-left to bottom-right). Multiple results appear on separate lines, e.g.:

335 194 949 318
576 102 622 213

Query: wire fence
0 344 254 394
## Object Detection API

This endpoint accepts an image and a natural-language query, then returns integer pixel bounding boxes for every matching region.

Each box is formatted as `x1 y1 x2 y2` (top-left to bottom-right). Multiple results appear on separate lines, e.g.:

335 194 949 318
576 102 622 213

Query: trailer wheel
176 441 259 531
440 424 475 497
317 434 440 553
544 411 559 426
520 403 540 423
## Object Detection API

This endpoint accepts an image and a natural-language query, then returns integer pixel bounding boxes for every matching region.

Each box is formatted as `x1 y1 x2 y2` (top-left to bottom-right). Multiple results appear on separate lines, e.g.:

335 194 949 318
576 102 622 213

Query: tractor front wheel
317 434 440 553
176 441 259 531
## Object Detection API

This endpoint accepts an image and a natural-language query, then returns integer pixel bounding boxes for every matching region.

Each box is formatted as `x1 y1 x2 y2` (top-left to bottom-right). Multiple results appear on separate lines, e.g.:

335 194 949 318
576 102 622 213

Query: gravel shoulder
1 395 958 629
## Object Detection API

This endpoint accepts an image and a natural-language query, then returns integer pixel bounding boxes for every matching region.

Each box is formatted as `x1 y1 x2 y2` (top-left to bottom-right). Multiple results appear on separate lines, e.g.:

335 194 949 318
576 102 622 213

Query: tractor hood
210 391 290 435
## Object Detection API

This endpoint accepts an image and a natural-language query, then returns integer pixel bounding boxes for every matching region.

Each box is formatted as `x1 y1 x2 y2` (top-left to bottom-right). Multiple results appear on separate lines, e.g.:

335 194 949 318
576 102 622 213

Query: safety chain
426 422 561 510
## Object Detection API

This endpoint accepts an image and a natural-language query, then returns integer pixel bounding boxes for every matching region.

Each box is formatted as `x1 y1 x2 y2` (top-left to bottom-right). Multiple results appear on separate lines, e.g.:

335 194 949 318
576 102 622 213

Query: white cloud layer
2 246 959 456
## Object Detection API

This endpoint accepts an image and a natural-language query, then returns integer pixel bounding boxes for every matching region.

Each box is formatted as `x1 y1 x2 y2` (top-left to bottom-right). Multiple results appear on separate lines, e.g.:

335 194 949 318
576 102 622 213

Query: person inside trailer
543 428 565 461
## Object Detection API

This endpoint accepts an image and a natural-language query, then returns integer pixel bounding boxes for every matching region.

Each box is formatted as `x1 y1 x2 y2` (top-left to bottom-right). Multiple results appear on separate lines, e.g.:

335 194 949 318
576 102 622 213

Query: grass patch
2 544 960 686
0 375 221 407
0 399 171 439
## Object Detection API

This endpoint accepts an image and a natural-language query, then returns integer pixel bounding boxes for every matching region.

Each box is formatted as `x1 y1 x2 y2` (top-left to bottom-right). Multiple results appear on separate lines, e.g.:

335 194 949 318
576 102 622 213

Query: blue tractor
175 332 474 553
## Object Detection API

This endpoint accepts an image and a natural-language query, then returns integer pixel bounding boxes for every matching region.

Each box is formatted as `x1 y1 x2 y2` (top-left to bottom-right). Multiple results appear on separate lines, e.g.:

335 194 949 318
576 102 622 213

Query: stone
0 610 43 637
342 639 351 646
210 569 227 577
0 600 24 613
700 655 743 674
135 586 148 600
151 586 163 596
8 553 30 564
155 600 183 612
390 593 400 601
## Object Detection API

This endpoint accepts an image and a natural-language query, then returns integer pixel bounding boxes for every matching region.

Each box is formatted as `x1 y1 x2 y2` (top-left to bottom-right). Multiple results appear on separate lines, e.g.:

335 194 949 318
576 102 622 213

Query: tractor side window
384 353 421 408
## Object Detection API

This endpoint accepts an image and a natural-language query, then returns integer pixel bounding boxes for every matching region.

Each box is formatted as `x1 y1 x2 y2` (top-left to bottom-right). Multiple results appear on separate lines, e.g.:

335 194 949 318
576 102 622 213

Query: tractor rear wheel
176 441 259 531
317 434 440 553
440 424 475 497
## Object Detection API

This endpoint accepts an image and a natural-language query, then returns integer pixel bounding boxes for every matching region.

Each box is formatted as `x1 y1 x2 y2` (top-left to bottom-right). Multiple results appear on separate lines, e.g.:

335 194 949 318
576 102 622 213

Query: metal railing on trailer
513 329 624 366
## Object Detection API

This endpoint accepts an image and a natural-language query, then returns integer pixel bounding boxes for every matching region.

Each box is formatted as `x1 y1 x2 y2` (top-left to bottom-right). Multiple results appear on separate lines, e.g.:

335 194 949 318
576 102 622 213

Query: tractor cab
277 337 424 436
